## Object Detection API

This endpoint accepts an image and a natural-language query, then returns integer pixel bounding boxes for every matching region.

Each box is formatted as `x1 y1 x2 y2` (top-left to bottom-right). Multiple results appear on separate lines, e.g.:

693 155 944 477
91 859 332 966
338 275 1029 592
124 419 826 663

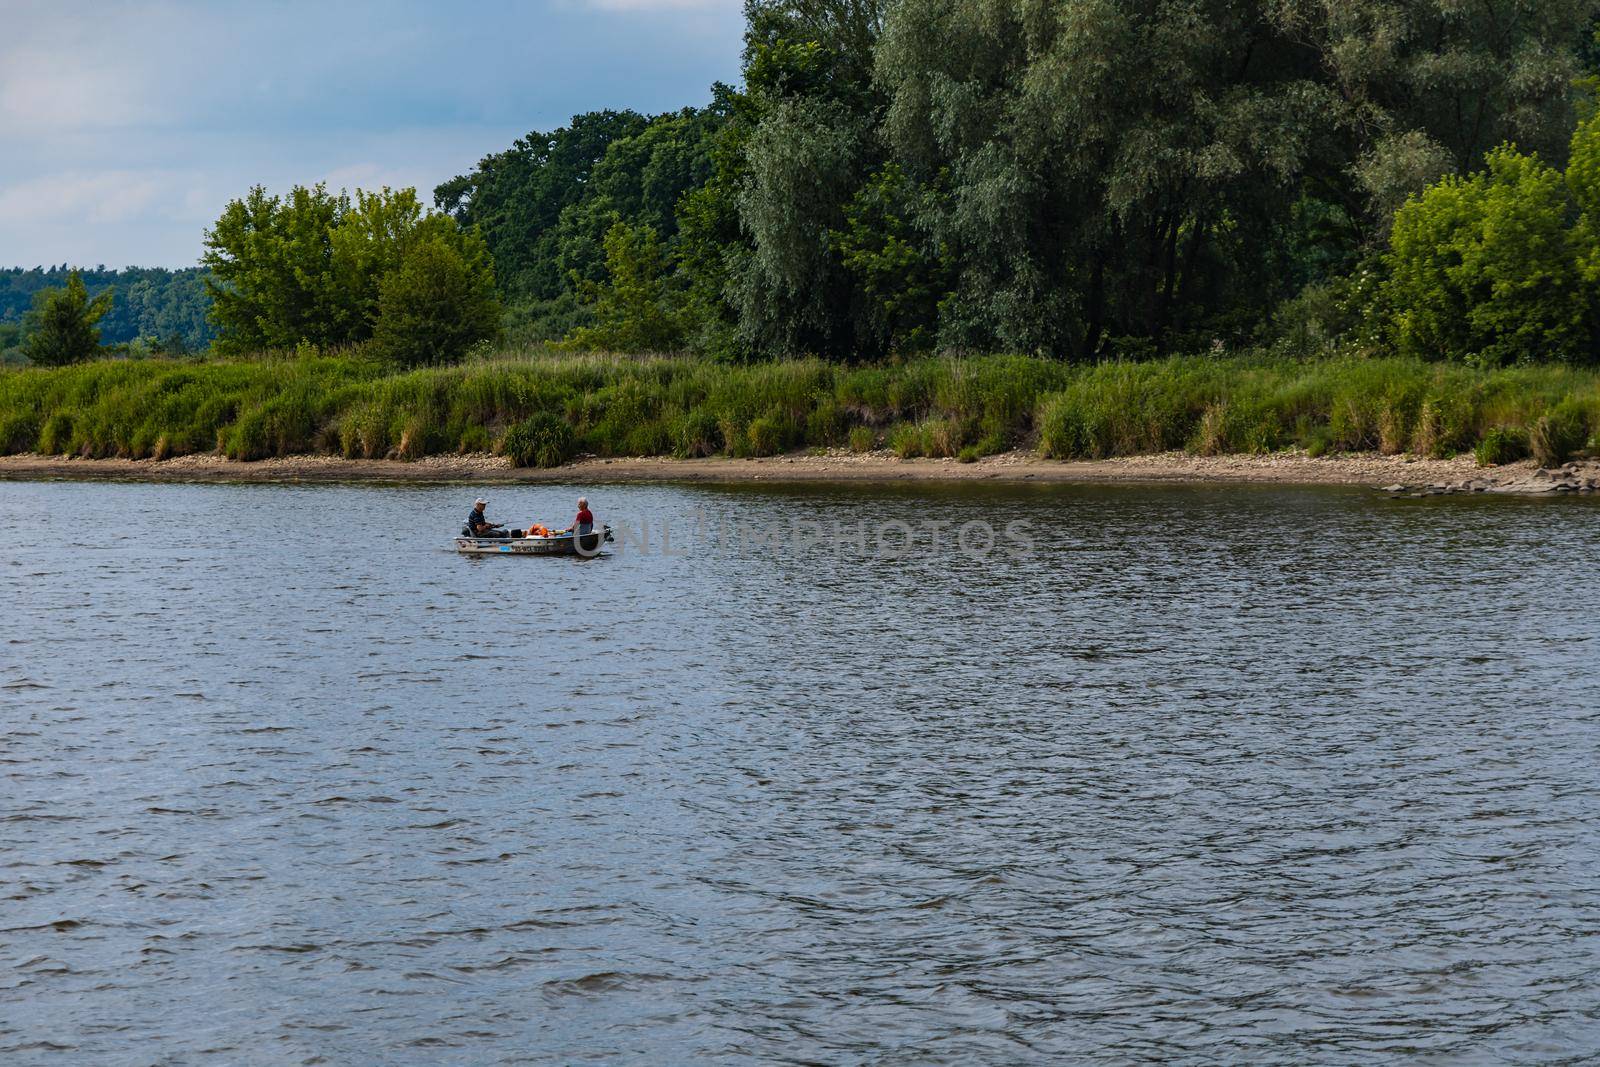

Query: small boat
454 525 613 557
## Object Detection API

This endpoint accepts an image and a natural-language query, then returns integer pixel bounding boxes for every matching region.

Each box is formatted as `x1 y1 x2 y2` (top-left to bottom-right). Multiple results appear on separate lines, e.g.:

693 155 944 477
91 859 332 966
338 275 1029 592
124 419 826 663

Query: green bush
674 408 723 458
503 412 575 468
887 422 922 458
371 235 503 367
1411 393 1467 457
847 425 877 452
0 411 39 453
1475 426 1530 467
745 415 784 457
1530 402 1588 466
37 412 74 455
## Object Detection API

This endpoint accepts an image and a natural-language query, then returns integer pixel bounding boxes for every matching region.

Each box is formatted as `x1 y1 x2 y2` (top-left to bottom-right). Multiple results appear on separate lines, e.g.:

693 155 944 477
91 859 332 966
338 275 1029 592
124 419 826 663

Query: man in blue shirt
465 498 512 538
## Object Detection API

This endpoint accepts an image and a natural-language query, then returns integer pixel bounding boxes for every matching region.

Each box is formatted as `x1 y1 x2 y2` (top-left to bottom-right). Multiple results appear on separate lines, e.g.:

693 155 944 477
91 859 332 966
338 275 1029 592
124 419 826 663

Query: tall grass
3 351 1598 465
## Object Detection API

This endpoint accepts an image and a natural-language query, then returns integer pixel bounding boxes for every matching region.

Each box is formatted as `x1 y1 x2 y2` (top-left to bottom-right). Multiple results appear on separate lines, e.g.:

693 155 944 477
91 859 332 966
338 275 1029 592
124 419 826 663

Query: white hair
578 497 588 507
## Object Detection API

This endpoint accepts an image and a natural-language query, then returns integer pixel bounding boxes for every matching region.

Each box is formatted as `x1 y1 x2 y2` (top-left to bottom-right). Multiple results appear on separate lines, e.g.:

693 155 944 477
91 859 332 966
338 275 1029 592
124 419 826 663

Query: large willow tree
870 0 1595 357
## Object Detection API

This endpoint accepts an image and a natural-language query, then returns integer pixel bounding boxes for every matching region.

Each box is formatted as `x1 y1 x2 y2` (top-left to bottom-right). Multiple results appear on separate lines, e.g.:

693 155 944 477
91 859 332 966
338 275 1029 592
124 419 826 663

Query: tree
866 0 1598 358
204 184 482 355
370 233 503 367
434 111 651 303
552 108 722 290
831 165 949 352
1388 146 1591 365
23 272 113 365
562 222 685 352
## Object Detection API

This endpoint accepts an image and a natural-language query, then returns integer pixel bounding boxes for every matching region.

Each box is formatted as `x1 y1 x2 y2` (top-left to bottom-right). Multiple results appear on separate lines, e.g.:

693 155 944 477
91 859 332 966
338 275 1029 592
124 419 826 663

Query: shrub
1530 402 1588 466
1304 425 1335 457
919 416 966 458
847 426 877 452
675 408 723 458
1412 392 1475 458
458 425 491 453
503 412 575 468
1475 425 1530 466
745 415 784 457
1192 396 1280 455
887 422 922 457
24 272 114 366
0 411 39 454
38 412 74 454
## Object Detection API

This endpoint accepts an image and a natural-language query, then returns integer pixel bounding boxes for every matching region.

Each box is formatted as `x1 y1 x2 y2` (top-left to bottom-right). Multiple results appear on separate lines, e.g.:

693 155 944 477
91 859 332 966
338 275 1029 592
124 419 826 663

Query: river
3 479 1598 1064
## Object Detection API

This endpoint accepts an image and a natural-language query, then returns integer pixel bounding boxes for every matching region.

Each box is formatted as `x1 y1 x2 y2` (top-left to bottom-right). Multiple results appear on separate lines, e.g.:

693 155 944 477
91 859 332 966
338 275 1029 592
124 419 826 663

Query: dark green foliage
415 0 1600 361
553 108 723 289
503 412 576 468
435 111 652 302
562 223 685 352
0 266 214 354
674 408 724 457
23 272 114 366
832 165 948 354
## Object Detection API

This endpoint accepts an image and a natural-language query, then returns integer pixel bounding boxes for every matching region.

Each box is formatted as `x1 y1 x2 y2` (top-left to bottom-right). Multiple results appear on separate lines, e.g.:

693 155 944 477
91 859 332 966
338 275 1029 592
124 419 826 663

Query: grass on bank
2 350 1599 469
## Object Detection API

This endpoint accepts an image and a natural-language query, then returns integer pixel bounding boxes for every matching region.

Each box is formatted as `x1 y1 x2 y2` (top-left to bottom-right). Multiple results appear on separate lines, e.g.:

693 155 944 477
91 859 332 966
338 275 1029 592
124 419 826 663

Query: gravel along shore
3 448 1598 492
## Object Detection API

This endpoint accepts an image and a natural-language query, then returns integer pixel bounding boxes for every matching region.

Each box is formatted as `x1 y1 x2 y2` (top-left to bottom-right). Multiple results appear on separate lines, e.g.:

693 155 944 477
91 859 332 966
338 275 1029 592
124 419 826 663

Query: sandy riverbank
3 448 1598 493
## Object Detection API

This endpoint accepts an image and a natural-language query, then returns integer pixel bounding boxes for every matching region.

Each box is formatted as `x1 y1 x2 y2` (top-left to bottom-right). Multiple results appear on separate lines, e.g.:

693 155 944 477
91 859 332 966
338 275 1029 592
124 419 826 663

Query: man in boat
464 498 521 539
567 497 594 536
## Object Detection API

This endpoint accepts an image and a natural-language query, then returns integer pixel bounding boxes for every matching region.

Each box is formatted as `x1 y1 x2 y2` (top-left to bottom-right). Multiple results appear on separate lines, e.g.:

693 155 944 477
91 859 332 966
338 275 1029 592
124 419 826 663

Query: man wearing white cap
464 498 517 539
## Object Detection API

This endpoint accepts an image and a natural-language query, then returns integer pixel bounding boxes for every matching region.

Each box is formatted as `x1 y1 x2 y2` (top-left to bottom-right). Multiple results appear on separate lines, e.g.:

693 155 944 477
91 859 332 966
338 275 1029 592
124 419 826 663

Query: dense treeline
0 266 213 362
436 0 1600 363
7 1 1600 375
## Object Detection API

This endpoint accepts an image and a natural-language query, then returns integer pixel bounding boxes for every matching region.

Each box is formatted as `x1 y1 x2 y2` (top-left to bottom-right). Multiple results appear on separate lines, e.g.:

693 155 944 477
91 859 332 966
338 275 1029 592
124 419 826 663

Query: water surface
3 480 1598 1063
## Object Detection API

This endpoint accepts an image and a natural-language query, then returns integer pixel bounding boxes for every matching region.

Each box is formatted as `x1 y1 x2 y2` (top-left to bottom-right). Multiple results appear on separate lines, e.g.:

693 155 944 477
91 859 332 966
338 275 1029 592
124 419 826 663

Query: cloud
0 50 154 137
0 1 746 266
0 171 206 227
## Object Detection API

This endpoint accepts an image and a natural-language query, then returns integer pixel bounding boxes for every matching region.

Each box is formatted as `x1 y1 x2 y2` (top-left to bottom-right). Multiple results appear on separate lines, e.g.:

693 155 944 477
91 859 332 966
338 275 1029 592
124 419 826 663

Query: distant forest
0 267 214 357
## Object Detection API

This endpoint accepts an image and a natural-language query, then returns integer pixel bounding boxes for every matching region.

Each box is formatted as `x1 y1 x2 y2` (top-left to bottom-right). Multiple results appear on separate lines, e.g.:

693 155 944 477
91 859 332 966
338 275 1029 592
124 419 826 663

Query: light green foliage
204 184 494 359
1388 146 1591 365
203 184 349 353
4 351 1593 466
23 272 114 366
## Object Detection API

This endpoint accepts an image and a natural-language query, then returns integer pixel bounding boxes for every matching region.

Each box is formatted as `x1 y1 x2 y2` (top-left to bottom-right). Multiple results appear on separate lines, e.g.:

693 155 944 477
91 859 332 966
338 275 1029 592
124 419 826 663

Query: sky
0 0 746 269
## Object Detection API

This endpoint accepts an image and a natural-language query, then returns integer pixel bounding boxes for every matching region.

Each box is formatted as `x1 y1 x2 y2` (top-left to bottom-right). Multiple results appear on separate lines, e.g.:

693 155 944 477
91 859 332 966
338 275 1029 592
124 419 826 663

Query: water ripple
1 481 1598 1063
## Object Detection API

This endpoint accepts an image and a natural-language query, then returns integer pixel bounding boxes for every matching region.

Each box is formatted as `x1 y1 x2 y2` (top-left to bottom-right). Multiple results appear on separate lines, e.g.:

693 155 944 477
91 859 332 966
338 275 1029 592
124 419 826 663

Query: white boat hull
454 525 612 557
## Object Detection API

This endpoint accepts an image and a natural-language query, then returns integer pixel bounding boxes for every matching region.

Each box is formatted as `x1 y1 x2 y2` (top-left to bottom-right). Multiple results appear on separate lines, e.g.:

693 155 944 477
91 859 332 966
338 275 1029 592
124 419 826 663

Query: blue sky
0 0 745 268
